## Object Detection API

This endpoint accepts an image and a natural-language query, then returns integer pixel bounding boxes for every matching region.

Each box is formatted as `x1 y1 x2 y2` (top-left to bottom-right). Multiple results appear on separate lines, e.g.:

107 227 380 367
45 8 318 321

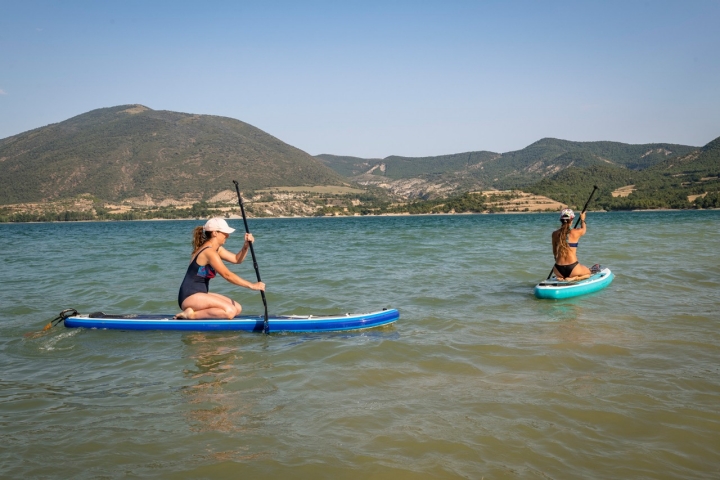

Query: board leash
43 308 78 331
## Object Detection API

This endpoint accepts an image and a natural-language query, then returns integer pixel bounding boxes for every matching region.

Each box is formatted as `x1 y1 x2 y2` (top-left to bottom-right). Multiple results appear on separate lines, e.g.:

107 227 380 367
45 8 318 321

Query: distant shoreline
3 208 718 225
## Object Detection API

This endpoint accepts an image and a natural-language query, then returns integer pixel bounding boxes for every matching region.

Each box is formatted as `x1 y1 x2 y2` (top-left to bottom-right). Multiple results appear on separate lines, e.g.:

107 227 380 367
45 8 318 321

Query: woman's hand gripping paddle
233 181 270 334
546 185 599 280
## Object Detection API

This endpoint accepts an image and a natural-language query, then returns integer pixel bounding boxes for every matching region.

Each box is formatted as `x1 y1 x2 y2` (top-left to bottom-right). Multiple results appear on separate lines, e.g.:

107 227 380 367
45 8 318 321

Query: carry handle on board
546 185 599 280
233 181 269 334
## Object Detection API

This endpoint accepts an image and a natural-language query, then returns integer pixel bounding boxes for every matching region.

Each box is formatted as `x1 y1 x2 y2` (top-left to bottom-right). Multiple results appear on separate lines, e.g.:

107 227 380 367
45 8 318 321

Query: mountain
315 154 383 178
317 151 501 179
527 136 720 210
647 135 720 176
316 138 697 198
2 104 714 214
0 105 348 204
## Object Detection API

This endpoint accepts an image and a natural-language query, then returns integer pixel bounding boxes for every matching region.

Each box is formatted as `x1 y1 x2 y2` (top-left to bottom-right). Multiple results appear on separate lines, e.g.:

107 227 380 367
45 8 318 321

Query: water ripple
1 212 719 478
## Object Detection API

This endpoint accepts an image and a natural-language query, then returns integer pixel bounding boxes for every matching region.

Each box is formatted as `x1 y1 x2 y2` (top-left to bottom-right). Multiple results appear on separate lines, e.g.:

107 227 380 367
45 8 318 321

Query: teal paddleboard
534 267 614 299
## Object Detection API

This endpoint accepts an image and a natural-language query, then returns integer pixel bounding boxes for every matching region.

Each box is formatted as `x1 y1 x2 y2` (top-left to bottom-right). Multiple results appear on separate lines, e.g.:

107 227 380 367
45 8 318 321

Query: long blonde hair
554 220 573 258
191 226 212 253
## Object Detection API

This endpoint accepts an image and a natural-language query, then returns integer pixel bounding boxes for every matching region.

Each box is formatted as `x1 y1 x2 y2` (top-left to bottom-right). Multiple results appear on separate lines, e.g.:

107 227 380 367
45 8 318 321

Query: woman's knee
222 302 241 319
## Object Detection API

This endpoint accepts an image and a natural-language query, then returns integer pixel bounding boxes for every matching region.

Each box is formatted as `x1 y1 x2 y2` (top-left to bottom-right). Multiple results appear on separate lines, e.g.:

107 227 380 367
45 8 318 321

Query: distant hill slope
647 135 720 175
0 105 347 204
315 154 383 178
316 138 697 197
528 136 720 210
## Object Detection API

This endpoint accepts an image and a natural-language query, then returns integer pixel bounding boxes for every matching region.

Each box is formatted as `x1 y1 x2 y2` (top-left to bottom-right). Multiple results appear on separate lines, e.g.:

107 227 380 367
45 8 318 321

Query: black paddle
546 185 599 280
233 181 269 334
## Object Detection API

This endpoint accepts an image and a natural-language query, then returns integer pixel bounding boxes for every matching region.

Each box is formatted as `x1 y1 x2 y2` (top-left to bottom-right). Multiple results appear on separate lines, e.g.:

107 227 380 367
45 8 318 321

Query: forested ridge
528 136 720 210
318 137 718 211
317 138 699 192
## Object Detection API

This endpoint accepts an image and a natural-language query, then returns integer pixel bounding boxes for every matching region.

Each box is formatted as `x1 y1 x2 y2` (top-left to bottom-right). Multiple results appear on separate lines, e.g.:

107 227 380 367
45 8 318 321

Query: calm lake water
1 211 719 478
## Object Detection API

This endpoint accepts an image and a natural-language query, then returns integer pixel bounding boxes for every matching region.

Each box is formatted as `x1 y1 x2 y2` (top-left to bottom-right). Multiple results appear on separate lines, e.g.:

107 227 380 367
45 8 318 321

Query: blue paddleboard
63 308 399 333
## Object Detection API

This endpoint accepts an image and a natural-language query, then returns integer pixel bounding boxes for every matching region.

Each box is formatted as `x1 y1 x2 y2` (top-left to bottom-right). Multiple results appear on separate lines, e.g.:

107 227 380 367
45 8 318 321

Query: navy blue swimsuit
178 247 217 308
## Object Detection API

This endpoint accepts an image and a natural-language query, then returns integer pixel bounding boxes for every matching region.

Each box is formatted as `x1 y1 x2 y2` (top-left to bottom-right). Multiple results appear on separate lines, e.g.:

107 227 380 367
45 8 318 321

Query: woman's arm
218 233 254 264
205 248 265 291
574 212 587 237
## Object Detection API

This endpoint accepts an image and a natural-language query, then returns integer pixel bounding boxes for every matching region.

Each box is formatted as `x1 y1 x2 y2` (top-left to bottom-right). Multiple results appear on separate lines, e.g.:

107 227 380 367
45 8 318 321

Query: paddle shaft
573 186 598 228
546 185 598 279
233 181 269 333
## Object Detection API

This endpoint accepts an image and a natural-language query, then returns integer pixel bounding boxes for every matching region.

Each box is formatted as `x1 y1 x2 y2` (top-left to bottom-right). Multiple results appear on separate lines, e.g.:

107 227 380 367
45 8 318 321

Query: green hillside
316 138 696 193
0 105 347 204
648 136 720 176
518 138 697 170
380 151 500 179
528 136 720 210
446 139 695 189
2 104 715 215
315 154 381 177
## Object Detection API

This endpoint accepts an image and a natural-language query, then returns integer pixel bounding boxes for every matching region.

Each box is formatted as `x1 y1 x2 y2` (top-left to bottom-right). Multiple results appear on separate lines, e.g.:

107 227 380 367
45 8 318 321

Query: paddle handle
233 181 269 333
546 185 598 279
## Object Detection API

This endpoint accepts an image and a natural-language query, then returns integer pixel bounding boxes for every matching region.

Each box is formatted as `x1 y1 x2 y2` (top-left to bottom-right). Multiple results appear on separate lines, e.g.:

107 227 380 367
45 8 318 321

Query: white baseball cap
203 217 235 234
559 208 575 221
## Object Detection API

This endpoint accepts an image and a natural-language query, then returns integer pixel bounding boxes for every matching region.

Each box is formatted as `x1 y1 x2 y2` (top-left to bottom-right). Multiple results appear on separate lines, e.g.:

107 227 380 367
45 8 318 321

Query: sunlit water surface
1 211 719 478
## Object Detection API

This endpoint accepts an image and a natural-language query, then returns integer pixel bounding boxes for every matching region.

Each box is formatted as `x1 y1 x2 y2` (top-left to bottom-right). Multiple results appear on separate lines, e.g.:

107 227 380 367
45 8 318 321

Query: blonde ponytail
554 220 572 258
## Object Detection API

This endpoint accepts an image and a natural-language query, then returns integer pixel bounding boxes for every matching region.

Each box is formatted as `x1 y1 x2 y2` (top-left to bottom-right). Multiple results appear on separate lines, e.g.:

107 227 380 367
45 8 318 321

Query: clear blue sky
2 1 719 158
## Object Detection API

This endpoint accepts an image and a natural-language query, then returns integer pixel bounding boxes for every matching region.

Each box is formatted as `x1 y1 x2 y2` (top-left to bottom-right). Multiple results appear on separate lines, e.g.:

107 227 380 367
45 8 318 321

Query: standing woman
552 209 592 281
176 217 265 319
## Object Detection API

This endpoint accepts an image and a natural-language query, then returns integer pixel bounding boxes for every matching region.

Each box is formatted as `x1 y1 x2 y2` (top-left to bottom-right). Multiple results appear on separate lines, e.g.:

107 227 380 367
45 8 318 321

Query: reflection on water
183 334 254 432
180 333 271 463
539 299 584 322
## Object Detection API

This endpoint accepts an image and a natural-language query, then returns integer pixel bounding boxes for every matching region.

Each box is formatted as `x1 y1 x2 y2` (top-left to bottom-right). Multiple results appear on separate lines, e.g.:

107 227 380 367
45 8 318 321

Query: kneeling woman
176 217 265 319
552 209 592 281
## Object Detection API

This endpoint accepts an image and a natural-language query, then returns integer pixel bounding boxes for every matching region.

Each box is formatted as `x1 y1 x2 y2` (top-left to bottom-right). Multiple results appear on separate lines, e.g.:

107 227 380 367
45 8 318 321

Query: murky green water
1 211 719 478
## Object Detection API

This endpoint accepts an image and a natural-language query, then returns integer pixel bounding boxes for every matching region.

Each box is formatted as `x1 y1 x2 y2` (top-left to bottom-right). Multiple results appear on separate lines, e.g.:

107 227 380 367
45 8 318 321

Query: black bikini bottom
554 262 579 278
